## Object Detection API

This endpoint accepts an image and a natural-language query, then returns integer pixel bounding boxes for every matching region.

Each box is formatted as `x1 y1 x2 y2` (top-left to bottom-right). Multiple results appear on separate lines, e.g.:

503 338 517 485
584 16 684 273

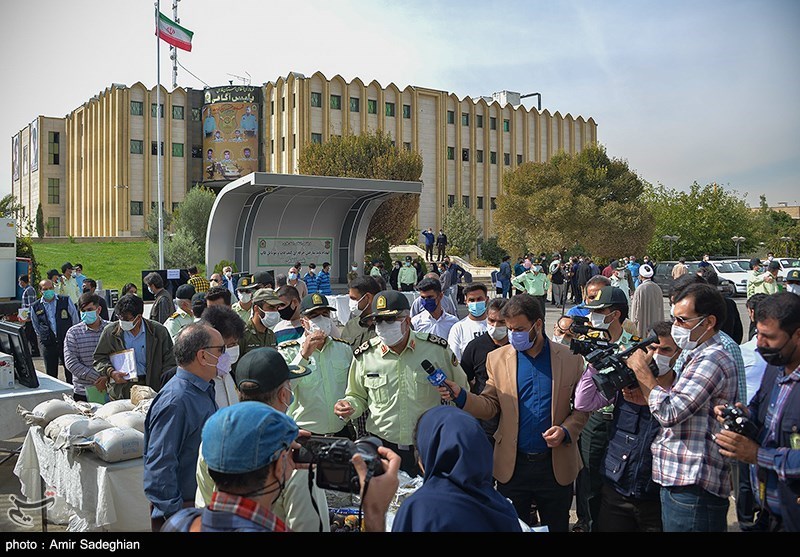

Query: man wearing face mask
277 294 353 438
144 272 175 325
239 288 281 358
511 258 551 326
199 305 245 408
273 285 305 344
221 266 238 301
398 256 417 292
63 293 109 401
283 267 307 299
94 293 176 400
630 264 664 337
164 284 197 342
143 323 222 531
231 275 257 322
784 268 800 295
411 278 459 340
712 291 800 532
341 276 380 350
574 321 680 531
410 273 458 318
30 278 79 382
627 282 738 531
334 290 469 476
438 293 589 531
81 278 109 320
447 284 490 362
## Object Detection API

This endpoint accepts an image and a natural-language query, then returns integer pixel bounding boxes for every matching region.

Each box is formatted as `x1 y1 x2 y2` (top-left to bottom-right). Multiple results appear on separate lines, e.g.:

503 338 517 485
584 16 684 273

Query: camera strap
306 465 325 533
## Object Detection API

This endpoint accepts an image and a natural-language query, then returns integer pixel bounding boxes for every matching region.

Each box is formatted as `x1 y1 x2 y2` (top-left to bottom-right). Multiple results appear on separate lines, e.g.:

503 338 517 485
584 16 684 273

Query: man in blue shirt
627 256 641 289
421 228 435 261
144 322 225 531
30 278 79 382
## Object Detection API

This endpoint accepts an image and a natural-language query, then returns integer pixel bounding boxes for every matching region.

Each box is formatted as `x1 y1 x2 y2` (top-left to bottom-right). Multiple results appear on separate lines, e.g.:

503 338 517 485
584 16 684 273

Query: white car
713 260 749 296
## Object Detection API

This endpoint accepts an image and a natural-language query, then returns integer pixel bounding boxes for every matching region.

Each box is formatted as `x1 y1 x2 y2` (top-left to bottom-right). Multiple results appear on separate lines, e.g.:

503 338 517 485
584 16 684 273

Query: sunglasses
672 314 707 326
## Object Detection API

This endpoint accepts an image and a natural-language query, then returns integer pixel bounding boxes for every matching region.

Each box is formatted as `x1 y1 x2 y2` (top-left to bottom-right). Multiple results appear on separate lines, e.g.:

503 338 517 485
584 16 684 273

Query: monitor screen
0 321 39 388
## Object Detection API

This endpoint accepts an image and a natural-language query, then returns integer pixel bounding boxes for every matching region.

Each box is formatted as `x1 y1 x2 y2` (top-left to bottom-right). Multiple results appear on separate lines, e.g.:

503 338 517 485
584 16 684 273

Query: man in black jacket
30 279 79 381
436 229 448 262
144 272 175 325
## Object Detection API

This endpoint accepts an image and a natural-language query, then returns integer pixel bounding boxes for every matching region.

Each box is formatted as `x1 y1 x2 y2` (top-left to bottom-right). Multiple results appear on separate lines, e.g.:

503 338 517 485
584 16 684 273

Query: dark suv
651 261 735 298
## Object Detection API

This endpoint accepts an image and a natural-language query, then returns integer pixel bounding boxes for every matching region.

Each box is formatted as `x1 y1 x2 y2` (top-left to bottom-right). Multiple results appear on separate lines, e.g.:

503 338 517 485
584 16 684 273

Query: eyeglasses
203 345 226 354
672 315 707 327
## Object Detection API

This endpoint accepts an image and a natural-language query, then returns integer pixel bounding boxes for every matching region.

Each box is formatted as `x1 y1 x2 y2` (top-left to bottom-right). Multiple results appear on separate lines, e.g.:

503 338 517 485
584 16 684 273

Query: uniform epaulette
331 337 349 344
353 340 372 357
425 333 449 348
278 339 300 348
630 335 642 343
169 312 180 319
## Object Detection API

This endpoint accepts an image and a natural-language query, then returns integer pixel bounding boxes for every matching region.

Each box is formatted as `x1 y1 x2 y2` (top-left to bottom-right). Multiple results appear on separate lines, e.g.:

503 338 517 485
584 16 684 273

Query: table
0 372 73 442
329 292 418 325
13 426 150 532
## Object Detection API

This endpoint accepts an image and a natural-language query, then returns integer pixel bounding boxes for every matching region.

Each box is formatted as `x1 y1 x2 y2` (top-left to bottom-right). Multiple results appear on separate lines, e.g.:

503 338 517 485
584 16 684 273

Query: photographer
712 291 800 532
574 321 680 531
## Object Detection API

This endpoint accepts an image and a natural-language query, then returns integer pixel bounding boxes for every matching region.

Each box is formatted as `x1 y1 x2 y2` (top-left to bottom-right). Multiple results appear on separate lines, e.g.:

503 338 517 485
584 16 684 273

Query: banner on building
257 237 333 267
30 119 39 172
12 134 19 181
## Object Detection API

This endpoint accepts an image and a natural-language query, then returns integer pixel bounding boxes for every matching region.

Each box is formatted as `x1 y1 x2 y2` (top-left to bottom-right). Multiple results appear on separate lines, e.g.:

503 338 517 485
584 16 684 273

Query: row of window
48 131 60 165
130 201 181 216
447 195 497 210
310 92 412 118
446 111 510 131
447 147 523 166
130 101 201 121
130 140 185 157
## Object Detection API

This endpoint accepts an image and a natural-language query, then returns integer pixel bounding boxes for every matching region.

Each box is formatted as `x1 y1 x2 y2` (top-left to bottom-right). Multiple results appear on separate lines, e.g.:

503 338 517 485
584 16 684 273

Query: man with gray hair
144 271 174 324
143 322 224 531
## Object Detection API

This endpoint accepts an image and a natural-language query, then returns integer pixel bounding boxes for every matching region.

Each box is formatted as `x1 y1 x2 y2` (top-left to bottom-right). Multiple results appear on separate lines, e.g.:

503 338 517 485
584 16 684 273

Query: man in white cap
630 263 664 336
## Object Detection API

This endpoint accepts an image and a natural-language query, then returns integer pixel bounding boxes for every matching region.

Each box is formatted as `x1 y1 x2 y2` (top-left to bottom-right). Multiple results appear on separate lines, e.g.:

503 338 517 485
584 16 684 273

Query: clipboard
109 348 137 381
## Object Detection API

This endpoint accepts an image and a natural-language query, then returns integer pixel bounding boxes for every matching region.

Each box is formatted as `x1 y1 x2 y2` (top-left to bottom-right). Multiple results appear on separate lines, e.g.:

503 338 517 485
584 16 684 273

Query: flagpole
155 1 165 269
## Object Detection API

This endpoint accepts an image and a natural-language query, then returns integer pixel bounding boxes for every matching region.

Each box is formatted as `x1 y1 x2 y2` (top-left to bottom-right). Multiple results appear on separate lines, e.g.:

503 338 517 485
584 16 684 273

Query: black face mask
82 288 91 294
278 304 295 321
757 337 796 367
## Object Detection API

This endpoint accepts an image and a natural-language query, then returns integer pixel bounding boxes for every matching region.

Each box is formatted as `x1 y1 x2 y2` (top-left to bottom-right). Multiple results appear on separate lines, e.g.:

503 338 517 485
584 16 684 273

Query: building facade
11 72 597 239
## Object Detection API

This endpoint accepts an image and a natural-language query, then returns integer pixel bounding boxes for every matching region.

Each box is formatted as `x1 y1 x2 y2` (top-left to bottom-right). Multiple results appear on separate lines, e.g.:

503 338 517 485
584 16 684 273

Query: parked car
652 260 736 298
713 260 749 296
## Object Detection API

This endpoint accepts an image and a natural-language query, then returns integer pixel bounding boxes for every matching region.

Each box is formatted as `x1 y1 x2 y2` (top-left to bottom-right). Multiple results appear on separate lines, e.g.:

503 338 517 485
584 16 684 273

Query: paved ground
0 293 747 532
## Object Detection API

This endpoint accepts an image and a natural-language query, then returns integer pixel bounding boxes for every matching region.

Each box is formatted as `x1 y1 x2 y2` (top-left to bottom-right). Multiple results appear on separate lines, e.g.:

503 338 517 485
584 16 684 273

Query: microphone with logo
421 359 458 401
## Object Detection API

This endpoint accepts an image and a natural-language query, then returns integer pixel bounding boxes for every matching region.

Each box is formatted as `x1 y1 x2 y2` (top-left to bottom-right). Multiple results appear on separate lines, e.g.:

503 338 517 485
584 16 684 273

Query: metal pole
171 1 179 88
155 1 164 269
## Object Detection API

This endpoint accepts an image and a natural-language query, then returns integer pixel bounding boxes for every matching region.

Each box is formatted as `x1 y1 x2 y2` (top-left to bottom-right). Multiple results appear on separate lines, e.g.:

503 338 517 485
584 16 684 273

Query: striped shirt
63 320 109 395
21 285 37 309
675 330 746 403
648 333 738 498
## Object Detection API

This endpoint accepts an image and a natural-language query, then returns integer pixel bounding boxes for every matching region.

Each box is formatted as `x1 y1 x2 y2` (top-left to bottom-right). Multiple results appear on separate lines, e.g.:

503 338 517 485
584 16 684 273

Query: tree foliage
16 235 40 287
298 130 423 254
173 186 217 249
477 237 507 266
35 203 44 239
494 144 654 259
0 194 23 219
149 228 201 269
443 203 482 257
143 209 173 244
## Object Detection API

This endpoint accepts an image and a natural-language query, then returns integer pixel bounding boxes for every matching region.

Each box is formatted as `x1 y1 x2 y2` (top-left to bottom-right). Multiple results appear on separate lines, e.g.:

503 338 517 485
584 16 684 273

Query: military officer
231 274 258 322
238 288 282 358
340 276 381 351
163 284 196 341
277 293 354 438
334 290 469 475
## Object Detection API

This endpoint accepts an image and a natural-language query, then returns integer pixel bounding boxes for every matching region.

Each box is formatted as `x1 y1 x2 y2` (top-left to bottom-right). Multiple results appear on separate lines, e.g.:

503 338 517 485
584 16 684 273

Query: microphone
421 359 457 400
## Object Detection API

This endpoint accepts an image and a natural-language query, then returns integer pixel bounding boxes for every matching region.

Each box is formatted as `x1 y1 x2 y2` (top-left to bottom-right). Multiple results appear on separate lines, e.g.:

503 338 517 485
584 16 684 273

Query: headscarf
391 406 522 532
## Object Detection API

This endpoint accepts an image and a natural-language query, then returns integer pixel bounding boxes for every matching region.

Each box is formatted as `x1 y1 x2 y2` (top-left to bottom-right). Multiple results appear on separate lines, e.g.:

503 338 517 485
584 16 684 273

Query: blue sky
2 0 798 207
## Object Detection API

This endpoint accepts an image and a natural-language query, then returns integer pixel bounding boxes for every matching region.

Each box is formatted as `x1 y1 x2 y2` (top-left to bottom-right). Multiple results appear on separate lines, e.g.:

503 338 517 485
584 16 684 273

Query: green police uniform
231 301 251 323
239 320 277 356
340 315 376 351
163 308 195 342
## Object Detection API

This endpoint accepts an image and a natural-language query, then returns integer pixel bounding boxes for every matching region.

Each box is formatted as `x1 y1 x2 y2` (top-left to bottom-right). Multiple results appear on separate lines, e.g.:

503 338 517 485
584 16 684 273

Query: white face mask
653 353 674 376
788 284 800 295
553 334 565 345
308 315 333 336
671 318 707 351
348 295 365 318
260 309 282 329
589 311 611 330
487 324 508 340
119 318 137 332
376 320 406 347
205 350 232 377
238 292 252 304
351 266 358 271
226 345 240 365
288 273 297 281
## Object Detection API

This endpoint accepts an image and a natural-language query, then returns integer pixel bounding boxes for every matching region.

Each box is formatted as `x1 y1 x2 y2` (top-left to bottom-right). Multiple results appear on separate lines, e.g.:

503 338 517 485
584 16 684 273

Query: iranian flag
156 12 193 52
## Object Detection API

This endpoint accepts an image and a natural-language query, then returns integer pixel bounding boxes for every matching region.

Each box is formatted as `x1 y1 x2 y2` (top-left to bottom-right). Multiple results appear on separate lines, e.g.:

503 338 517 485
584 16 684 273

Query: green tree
35 203 44 239
443 203 482 257
173 186 217 249
16 235 40 287
494 144 654 259
478 237 507 266
751 195 799 257
149 228 201 269
0 194 23 219
143 209 173 244
298 130 423 254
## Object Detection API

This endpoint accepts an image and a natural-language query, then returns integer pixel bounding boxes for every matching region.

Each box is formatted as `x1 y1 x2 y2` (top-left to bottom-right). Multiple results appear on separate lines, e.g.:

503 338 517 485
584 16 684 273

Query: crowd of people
12 248 799 533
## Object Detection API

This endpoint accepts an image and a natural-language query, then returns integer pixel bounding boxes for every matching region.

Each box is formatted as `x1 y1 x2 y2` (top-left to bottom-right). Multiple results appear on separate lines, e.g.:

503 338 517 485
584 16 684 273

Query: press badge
61 310 68 319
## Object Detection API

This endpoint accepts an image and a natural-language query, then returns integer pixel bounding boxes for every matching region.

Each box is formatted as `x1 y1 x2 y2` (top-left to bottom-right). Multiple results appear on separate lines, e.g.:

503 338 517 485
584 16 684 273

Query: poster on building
12 134 19 181
202 97 259 182
30 119 39 172
257 237 333 268
22 146 28 176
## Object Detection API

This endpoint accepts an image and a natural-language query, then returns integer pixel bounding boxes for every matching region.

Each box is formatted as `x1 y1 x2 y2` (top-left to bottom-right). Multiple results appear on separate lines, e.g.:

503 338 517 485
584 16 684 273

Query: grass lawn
32 241 154 292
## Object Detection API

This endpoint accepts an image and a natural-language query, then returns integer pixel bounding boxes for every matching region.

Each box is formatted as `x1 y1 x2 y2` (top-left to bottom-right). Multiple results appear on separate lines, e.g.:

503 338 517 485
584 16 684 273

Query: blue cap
202 402 298 474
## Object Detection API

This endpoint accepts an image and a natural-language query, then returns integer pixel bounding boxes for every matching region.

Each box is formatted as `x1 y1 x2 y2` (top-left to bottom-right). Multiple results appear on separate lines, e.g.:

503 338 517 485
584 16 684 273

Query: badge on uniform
61 310 68 319
452 353 459 367
376 296 386 310
312 294 323 305
790 432 800 450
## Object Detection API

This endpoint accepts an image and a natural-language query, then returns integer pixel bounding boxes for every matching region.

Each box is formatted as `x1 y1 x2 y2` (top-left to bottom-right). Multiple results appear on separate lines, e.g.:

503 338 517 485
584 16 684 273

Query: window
281 137 285 151
403 104 411 119
491 197 497 210
385 102 395 117
448 195 455 207
462 195 470 208
292 134 296 149
151 201 165 211
447 146 455 160
403 142 412 151
270 139 274 154
350 97 360 112
270 101 274 115
503 119 510 132
46 217 60 237
172 105 184 120
130 201 143 216
172 202 181 212
490 151 497 164
292 94 296 109
281 97 285 112
490 117 497 130
476 115 483 128
447 110 455 124
462 148 469 162
191 145 202 158
476 149 484 163
47 178 59 204
151 141 164 155
367 99 377 114
172 143 184 157
130 101 143 116
330 94 341 110
191 107 201 121
151 103 164 118
48 131 60 165
504 153 510 166
130 139 144 154
517 154 523 165
311 133 322 144
461 113 469 126
477 196 484 209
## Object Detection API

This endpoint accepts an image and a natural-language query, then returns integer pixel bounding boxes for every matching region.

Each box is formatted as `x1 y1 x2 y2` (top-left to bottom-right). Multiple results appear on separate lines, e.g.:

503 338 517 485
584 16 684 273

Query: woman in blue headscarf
391 405 523 532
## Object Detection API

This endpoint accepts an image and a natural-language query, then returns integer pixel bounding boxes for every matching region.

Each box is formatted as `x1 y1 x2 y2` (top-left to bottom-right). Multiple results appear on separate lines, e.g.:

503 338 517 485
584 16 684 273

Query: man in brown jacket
440 293 589 532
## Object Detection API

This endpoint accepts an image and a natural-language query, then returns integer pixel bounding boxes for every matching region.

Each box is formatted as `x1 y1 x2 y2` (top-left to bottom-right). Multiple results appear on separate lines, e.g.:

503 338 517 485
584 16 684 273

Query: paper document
109 349 138 381
17 308 29 320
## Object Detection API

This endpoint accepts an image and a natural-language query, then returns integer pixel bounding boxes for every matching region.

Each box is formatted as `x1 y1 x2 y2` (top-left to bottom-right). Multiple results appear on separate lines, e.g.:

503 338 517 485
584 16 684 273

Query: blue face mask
509 324 537 352
42 289 56 302
467 300 486 317
80 310 98 325
421 297 438 313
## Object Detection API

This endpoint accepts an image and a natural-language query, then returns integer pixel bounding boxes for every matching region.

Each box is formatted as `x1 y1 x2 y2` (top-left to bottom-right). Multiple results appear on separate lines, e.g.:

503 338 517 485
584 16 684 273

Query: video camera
292 435 384 493
569 315 609 338
570 333 660 400
720 404 759 440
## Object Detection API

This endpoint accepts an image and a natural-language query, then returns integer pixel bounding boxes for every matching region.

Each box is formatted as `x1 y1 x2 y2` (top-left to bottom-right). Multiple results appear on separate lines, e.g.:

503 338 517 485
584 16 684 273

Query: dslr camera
720 404 759 440
293 435 384 493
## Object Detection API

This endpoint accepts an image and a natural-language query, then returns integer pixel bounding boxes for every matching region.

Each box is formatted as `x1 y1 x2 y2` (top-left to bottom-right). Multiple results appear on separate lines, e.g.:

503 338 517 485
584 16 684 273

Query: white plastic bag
90 427 144 463
93 399 135 419
18 399 80 427
44 414 87 441
53 417 113 450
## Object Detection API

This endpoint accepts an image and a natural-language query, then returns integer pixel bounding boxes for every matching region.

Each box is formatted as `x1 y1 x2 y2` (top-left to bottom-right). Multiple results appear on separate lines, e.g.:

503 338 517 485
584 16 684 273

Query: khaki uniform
231 301 252 323
339 315 376 351
238 319 276 356
163 308 195 341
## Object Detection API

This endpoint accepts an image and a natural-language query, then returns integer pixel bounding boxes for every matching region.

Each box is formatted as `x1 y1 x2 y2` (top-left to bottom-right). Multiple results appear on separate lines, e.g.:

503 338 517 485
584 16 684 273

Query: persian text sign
257 237 333 267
